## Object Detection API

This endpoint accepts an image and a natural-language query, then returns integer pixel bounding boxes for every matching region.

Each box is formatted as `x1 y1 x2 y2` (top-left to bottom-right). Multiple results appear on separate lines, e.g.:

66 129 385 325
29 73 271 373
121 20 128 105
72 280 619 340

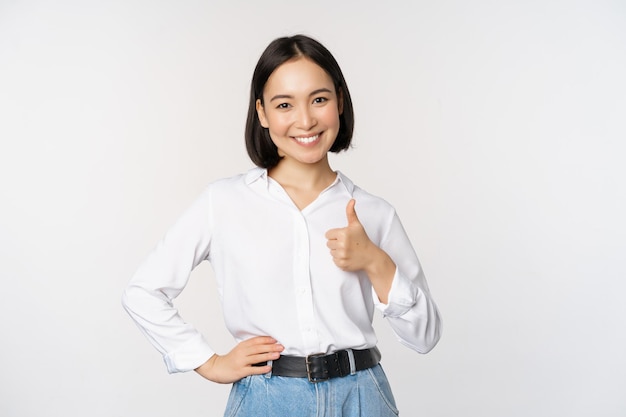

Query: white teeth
294 134 319 144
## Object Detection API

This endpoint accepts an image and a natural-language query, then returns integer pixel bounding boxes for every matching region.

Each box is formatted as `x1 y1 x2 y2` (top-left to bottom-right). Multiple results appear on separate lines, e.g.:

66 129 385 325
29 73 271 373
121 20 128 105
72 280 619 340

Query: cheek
266 118 292 148
265 113 292 134
321 108 341 129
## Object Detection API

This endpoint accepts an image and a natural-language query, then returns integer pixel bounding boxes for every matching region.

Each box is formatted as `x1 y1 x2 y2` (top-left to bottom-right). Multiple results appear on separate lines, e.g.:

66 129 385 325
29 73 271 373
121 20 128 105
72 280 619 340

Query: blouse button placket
292 210 318 351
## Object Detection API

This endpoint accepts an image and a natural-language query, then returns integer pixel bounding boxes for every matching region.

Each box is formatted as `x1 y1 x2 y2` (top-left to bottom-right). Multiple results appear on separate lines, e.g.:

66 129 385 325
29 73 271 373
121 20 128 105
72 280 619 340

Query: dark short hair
245 35 355 168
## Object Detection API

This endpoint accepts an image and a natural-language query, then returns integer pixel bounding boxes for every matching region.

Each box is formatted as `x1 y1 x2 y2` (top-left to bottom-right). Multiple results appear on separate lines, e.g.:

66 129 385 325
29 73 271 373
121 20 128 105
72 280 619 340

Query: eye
313 97 328 104
276 102 291 109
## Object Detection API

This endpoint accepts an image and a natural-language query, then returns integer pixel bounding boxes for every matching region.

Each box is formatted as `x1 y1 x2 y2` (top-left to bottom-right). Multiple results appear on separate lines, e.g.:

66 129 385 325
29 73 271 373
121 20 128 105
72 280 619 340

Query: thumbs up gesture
325 199 374 272
326 199 396 303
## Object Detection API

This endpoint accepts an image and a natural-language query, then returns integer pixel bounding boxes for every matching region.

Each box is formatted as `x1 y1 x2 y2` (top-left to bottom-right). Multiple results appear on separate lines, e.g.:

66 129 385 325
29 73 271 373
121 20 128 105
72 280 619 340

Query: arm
122 187 285 379
121 188 215 373
326 200 442 353
373 210 442 353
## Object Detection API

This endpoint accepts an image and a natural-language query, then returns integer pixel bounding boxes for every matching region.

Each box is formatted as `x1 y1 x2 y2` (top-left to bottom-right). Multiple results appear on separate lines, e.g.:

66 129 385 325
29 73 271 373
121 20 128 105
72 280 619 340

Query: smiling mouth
293 134 320 144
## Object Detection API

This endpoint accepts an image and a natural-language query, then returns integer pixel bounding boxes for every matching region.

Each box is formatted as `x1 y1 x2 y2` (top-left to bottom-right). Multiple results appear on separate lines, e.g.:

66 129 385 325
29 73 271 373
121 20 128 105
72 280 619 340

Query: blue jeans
223 364 399 417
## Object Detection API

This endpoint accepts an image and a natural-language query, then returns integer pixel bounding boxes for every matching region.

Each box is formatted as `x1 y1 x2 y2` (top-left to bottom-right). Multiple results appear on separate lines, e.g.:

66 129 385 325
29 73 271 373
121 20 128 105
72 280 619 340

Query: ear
256 99 269 128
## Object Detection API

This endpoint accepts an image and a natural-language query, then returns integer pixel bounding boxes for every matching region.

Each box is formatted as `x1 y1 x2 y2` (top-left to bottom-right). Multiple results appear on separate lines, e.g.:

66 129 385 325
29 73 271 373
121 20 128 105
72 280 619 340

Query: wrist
364 246 394 278
195 354 218 381
364 247 395 304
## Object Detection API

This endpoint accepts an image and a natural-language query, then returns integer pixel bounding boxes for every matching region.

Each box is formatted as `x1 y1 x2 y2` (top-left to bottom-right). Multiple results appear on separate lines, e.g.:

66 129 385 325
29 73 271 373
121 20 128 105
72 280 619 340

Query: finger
346 199 359 225
245 342 284 357
247 364 273 376
253 350 282 364
325 229 339 240
242 336 277 346
243 349 281 368
332 258 348 270
238 337 282 358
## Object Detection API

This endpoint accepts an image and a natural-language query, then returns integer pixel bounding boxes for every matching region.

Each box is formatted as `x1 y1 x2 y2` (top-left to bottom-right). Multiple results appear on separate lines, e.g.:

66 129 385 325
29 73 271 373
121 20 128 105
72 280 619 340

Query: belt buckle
305 352 328 383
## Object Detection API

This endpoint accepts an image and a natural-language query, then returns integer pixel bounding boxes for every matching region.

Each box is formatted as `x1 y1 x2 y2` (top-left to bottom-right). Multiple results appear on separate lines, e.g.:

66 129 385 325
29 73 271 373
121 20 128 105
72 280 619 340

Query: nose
295 106 317 130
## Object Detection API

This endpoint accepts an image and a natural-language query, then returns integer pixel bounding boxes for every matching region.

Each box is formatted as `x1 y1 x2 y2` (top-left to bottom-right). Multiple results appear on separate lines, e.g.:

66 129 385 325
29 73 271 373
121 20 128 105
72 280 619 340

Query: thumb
345 199 359 225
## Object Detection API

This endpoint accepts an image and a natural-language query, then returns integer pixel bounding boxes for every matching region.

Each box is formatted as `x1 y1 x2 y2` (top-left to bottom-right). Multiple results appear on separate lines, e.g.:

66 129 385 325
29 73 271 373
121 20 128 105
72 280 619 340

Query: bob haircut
245 35 355 168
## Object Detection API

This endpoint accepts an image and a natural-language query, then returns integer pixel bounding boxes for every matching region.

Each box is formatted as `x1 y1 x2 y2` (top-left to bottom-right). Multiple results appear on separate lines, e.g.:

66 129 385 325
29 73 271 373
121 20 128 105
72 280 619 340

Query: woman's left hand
325 199 396 303
325 199 375 272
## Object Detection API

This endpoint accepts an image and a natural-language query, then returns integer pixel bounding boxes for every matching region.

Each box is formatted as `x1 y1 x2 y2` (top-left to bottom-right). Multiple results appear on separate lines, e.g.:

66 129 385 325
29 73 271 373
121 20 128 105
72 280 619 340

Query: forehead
263 58 335 96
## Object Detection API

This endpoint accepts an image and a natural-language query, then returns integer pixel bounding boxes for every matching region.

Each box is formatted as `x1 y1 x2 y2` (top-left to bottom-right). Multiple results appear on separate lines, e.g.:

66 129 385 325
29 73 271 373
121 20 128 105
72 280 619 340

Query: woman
123 34 442 416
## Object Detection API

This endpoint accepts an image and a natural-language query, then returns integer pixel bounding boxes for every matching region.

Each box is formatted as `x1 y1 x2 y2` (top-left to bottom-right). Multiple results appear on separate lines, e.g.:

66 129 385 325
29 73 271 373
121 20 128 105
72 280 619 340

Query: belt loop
264 360 273 379
346 349 356 375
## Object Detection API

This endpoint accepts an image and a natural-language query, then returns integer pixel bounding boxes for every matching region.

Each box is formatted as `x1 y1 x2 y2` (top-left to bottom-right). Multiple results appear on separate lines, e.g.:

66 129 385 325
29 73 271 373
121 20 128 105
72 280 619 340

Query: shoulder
337 171 396 216
201 167 263 194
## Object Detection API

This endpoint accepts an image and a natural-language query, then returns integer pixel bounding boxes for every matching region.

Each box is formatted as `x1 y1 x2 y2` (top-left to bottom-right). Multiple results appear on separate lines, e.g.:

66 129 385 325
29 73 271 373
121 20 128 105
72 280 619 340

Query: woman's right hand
194 336 284 384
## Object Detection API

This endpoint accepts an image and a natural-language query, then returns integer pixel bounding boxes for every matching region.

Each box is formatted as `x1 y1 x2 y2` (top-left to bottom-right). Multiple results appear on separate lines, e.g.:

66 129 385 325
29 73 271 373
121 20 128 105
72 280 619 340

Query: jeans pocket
366 365 400 416
223 376 252 417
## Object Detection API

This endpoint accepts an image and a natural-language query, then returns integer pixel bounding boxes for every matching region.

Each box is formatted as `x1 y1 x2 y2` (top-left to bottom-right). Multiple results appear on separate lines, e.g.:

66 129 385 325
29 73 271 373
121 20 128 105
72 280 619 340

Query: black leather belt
255 347 381 383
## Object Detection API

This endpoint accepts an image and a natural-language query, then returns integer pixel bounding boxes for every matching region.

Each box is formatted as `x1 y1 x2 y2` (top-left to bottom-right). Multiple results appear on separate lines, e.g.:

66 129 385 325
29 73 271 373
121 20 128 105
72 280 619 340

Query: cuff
373 268 418 318
163 333 215 373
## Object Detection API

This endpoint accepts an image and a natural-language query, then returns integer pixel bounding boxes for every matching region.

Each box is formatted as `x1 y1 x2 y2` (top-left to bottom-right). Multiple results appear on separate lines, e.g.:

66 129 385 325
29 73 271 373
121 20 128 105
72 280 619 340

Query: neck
268 156 335 191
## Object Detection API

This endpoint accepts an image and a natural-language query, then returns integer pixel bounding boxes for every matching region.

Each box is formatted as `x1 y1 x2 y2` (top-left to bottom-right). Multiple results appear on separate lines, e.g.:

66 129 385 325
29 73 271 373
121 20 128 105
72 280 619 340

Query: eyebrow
269 88 333 102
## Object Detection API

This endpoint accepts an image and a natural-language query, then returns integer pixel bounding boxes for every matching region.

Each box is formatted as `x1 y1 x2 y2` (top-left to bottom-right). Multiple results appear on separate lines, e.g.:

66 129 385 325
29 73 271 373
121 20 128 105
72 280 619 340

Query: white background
1 1 625 416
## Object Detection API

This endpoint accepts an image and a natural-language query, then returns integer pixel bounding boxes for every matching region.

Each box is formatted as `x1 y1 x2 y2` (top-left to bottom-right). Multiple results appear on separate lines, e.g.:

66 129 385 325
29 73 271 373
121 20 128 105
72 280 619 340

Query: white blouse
122 168 442 373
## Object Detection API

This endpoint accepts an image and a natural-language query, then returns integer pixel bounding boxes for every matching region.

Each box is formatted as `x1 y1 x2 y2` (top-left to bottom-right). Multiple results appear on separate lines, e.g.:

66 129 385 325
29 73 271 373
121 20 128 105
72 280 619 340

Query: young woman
123 34 442 416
